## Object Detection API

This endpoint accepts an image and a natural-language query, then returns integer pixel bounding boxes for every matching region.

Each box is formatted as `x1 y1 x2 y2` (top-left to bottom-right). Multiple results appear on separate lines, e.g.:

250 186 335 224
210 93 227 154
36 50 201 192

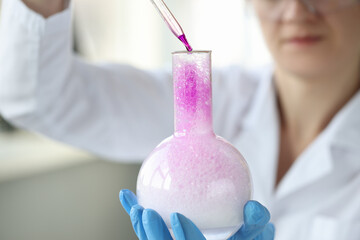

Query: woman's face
254 0 360 79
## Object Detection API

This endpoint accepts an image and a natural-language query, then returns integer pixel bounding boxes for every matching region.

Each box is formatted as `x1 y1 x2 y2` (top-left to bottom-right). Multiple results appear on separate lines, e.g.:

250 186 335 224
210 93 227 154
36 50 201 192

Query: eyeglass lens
253 0 359 20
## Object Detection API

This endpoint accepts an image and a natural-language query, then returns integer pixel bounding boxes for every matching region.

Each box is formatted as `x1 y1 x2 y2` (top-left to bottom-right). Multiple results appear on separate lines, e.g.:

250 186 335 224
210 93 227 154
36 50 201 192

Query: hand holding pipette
150 0 193 51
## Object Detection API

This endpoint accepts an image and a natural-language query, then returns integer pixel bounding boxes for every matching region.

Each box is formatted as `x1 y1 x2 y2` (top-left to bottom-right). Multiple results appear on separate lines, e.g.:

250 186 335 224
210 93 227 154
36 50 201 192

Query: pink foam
137 51 252 238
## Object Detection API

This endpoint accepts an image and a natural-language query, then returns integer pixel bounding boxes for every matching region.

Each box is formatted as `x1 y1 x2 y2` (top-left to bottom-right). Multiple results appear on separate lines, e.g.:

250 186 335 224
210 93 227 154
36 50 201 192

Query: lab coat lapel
275 132 333 200
276 90 360 200
328 90 360 170
236 67 360 205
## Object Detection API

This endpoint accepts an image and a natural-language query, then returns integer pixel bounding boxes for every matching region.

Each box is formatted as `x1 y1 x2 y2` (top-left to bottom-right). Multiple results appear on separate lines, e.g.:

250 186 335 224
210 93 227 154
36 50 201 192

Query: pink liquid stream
178 34 193 52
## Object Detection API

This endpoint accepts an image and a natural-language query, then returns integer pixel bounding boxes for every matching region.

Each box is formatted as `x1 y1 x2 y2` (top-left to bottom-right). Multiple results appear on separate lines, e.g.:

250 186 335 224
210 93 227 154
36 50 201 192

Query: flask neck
172 51 213 137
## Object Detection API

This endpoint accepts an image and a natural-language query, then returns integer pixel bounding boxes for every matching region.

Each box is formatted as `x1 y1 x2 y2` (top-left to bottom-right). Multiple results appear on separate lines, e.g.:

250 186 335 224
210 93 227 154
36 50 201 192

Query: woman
0 0 359 239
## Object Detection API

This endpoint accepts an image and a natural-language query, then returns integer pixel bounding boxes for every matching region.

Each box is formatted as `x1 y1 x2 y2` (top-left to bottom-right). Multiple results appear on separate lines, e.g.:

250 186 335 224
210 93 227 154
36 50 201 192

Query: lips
285 35 323 45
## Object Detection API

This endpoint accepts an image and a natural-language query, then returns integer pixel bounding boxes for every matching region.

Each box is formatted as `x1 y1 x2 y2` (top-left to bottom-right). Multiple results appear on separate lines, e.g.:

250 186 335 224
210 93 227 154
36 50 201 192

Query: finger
254 223 275 240
228 201 270 240
171 212 206 240
243 201 270 226
119 189 138 215
130 204 148 240
142 209 173 240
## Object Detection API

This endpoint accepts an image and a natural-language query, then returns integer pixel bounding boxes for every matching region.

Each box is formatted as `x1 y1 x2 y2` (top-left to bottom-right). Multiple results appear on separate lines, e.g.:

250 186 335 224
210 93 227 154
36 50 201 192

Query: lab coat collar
276 89 360 199
240 65 360 201
327 90 360 166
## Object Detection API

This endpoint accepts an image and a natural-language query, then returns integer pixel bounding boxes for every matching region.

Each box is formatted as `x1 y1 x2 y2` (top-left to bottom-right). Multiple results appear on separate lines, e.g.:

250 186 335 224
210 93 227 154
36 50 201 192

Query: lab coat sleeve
0 0 174 162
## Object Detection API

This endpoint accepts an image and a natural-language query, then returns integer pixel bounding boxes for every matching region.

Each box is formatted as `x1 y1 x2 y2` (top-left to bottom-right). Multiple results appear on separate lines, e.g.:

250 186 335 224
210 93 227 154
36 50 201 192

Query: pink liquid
178 34 193 52
137 51 252 239
173 52 211 135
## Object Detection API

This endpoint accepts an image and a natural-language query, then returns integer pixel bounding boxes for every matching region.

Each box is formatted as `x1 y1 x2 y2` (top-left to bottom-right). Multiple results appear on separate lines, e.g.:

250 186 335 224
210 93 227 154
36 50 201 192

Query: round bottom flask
137 51 252 240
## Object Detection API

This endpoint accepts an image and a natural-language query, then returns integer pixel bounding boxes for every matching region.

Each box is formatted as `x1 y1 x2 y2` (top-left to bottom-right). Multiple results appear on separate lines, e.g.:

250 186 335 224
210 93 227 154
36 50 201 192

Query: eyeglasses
253 0 360 20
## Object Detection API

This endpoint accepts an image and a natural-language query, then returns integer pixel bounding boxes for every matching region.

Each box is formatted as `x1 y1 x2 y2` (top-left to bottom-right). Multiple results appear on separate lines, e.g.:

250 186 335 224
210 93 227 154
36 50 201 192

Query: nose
280 0 317 22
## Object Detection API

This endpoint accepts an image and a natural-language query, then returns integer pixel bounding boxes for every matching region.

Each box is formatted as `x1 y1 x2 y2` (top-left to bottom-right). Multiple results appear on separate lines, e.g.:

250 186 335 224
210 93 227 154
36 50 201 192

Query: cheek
327 7 360 57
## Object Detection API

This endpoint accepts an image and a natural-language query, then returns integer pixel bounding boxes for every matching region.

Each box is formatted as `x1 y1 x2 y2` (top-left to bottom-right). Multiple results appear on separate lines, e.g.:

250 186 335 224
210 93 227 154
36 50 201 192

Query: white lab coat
0 0 359 239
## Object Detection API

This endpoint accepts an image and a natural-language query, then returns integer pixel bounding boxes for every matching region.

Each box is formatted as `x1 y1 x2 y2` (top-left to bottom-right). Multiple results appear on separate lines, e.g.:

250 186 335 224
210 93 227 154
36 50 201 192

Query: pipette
150 0 193 52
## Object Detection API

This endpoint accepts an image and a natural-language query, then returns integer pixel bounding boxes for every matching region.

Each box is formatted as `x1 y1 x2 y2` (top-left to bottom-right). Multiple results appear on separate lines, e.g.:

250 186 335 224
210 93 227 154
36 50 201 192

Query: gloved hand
119 189 275 240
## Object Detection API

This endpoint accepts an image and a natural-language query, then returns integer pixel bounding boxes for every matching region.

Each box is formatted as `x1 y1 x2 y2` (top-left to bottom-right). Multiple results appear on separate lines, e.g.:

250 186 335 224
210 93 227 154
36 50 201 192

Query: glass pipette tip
150 0 193 51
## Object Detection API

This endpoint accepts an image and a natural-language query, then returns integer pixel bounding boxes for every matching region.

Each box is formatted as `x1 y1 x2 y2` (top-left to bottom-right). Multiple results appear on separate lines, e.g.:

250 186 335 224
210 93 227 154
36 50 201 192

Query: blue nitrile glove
119 189 275 240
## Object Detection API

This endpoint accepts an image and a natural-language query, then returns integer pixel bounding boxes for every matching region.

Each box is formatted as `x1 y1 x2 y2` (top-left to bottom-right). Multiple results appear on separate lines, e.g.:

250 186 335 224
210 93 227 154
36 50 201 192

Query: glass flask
136 51 252 240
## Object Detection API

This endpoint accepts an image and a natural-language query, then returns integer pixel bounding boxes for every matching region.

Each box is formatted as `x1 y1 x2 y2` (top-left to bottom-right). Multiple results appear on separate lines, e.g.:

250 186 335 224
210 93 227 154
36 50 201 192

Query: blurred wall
0 161 140 240
72 0 271 68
